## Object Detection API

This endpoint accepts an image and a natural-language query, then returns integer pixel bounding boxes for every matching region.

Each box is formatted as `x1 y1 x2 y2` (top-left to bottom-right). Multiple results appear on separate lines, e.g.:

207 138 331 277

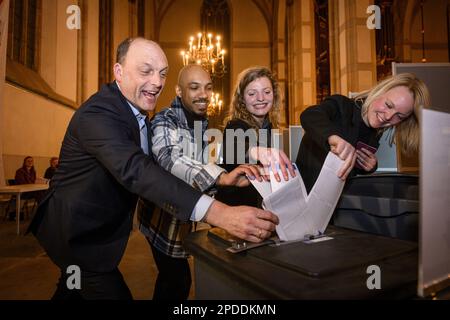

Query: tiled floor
0 216 197 300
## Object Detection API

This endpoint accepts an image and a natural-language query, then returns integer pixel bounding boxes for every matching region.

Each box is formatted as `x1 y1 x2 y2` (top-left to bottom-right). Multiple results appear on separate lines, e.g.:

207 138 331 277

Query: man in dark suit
28 38 279 300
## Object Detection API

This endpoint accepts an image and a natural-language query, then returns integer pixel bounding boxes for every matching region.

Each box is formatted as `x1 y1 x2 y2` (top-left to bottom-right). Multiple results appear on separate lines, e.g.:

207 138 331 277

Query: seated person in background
15 156 37 184
44 157 59 180
216 66 294 207
14 156 45 205
139 64 264 300
295 73 431 193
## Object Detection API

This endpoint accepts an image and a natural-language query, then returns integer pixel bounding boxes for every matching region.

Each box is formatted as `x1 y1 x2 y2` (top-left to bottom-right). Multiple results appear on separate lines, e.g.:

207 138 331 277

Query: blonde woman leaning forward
295 73 430 193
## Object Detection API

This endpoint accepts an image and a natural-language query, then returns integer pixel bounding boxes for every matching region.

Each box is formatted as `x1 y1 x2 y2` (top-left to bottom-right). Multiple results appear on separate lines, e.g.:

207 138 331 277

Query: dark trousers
150 243 191 300
52 268 133 300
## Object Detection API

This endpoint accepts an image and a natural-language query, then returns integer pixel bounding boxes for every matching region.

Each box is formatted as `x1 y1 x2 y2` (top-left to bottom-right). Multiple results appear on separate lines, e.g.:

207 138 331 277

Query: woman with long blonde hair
225 66 281 130
217 66 294 207
295 72 430 193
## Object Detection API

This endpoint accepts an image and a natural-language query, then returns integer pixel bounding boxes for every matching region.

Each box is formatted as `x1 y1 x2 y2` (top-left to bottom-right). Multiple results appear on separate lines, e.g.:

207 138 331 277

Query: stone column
329 0 377 96
286 0 316 125
273 0 287 128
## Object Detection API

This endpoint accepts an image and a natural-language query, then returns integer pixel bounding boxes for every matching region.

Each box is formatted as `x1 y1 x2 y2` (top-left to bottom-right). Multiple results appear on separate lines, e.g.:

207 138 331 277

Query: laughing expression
114 39 168 112
176 65 213 117
367 86 414 129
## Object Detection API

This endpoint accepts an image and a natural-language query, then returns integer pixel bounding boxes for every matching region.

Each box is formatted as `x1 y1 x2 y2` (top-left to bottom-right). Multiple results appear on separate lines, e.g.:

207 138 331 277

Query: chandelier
207 92 223 117
180 32 226 78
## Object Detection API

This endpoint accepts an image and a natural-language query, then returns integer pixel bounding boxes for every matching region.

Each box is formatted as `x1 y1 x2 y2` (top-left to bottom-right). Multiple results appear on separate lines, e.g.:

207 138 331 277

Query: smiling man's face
176 65 213 117
114 39 168 112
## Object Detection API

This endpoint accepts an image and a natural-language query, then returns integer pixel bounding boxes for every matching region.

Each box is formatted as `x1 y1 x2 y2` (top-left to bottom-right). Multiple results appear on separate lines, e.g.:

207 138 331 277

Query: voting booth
185 152 419 299
334 64 450 241
185 63 450 299
185 226 418 299
332 173 419 241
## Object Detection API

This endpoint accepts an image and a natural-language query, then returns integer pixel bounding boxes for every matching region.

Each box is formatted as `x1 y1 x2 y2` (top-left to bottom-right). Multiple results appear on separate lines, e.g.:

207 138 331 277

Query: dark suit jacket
28 82 203 273
295 95 380 193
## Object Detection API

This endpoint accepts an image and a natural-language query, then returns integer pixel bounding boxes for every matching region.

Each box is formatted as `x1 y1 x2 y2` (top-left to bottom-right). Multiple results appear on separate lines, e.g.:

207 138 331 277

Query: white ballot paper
250 152 345 241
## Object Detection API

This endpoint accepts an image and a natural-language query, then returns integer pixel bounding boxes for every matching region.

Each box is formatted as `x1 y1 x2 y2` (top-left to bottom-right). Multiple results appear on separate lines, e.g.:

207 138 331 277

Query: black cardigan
295 95 380 193
216 118 272 207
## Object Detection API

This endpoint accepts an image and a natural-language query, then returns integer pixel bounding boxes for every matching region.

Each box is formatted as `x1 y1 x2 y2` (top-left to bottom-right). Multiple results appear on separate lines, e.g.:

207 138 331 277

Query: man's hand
356 148 378 172
216 164 265 187
249 147 296 182
203 201 279 243
328 135 356 180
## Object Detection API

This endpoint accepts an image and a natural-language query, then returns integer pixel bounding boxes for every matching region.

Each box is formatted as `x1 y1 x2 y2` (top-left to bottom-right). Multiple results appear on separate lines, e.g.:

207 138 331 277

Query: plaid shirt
138 97 225 258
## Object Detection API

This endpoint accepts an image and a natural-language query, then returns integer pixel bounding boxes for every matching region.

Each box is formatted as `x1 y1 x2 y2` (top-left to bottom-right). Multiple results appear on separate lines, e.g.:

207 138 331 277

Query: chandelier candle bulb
181 32 226 78
216 36 221 53
207 91 224 116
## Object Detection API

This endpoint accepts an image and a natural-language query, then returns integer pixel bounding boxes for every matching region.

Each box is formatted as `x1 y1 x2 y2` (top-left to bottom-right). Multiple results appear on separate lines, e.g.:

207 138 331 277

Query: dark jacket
216 118 272 207
15 167 36 184
44 166 57 180
295 95 380 193
28 82 203 273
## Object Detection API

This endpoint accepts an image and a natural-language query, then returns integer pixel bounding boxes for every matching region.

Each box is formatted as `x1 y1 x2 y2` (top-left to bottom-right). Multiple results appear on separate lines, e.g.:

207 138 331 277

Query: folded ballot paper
250 152 345 242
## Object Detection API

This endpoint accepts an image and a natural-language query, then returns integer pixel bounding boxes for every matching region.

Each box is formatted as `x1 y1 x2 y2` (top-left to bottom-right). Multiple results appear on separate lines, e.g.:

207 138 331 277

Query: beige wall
2 0 80 181
40 0 58 92
158 0 203 112
2 84 74 179
40 0 79 102
81 0 99 101
231 0 270 98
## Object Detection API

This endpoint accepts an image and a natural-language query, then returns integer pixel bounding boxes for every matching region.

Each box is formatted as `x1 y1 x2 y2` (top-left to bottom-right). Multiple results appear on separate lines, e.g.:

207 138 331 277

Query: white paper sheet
250 152 345 241
268 163 298 193
248 178 272 199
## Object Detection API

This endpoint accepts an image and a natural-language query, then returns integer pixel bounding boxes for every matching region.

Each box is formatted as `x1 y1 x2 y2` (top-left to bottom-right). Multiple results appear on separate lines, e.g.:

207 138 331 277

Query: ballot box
332 173 419 242
184 226 418 299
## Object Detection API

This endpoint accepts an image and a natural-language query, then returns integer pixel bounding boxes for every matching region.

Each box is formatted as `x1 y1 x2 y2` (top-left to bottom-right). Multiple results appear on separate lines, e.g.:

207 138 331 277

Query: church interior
0 0 449 301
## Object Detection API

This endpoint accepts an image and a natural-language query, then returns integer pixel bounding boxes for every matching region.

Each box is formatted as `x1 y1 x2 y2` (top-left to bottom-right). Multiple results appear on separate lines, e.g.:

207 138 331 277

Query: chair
0 195 12 221
3 179 37 221
1 180 15 221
